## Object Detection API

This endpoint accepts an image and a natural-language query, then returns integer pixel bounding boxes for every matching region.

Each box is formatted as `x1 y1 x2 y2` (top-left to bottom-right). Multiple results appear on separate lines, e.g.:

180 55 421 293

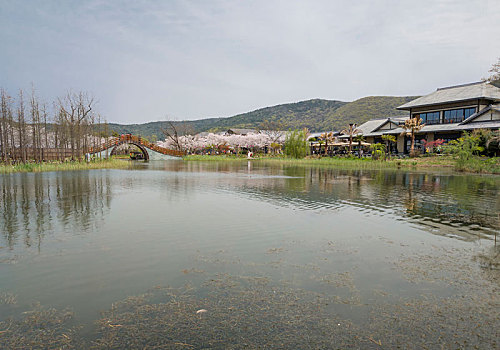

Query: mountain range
108 95 418 141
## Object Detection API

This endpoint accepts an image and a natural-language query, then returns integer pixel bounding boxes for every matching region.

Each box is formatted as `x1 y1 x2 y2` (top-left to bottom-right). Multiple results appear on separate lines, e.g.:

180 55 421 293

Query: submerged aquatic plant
0 304 81 349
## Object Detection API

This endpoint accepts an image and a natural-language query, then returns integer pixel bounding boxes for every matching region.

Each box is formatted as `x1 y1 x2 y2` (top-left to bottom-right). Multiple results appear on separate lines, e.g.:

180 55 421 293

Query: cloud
1 0 499 123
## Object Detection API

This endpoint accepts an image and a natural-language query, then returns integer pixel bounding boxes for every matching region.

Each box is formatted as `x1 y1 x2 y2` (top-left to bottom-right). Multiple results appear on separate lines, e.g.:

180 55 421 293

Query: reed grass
453 156 500 174
183 154 248 161
0 159 130 174
183 154 462 170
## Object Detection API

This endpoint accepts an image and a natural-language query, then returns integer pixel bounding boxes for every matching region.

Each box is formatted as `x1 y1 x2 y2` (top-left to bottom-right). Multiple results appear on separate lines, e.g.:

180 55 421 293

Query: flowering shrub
422 139 444 153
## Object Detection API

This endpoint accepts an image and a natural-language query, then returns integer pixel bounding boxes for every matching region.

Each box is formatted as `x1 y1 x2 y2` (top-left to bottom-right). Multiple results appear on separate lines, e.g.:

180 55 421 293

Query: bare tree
17 90 27 162
0 89 10 162
484 57 500 86
161 120 192 151
58 91 95 160
30 87 42 162
8 97 15 160
42 103 49 150
53 104 64 161
259 119 285 144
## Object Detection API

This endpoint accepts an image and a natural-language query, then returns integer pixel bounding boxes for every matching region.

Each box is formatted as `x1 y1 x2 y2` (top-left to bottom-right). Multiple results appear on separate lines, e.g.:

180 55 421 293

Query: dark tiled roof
368 122 500 137
397 82 500 110
226 128 257 135
340 116 408 137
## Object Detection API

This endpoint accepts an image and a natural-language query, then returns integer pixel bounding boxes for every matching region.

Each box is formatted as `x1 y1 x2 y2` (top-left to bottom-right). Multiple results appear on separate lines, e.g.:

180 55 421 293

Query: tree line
0 87 109 163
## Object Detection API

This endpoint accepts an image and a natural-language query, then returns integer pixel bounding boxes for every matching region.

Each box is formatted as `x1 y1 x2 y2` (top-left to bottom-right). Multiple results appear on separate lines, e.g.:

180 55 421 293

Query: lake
0 160 499 348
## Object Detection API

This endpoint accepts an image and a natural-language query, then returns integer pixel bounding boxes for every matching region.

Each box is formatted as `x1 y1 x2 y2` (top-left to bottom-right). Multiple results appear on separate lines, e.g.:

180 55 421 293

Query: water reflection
0 171 112 250
206 164 500 241
1 162 499 253
145 161 498 242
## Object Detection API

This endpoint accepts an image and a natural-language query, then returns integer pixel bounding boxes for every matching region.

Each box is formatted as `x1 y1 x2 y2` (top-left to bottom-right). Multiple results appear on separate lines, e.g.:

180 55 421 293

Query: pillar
397 134 405 154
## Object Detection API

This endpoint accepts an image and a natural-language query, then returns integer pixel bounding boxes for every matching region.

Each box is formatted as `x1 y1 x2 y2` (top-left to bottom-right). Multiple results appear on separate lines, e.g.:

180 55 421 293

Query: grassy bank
183 154 500 173
112 154 132 159
0 159 130 174
450 156 500 174
183 154 249 162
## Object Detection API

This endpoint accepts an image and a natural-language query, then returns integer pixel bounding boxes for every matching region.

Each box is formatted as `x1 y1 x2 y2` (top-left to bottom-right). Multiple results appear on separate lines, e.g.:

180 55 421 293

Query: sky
1 0 500 124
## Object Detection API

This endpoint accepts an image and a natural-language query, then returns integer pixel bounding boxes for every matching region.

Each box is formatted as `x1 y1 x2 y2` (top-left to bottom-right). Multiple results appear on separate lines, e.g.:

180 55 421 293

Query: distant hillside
319 96 418 131
205 99 347 131
108 96 418 141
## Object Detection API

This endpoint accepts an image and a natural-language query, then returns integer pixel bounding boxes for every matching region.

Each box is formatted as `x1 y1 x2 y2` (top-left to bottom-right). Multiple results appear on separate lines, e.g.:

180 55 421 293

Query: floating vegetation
0 255 19 265
0 262 498 349
0 291 17 305
1 241 498 349
266 247 285 254
318 271 356 289
181 268 206 275
368 296 499 349
473 246 500 271
91 275 364 349
87 271 499 349
0 303 80 349
394 245 500 289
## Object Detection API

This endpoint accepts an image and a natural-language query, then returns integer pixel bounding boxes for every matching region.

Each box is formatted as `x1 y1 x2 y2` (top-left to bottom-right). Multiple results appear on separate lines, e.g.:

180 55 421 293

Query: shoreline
0 159 130 175
182 154 500 174
1 155 498 175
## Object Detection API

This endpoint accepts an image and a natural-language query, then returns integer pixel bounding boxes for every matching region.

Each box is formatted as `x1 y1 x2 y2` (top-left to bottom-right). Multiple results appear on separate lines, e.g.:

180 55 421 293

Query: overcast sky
1 0 499 123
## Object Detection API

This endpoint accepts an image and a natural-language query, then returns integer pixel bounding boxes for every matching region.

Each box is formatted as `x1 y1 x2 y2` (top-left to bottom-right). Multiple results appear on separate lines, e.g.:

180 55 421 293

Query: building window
415 111 440 125
443 107 475 123
435 133 461 145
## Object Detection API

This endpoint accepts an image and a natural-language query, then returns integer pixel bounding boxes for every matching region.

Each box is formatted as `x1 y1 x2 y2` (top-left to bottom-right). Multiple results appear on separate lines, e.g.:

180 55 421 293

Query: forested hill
108 96 418 140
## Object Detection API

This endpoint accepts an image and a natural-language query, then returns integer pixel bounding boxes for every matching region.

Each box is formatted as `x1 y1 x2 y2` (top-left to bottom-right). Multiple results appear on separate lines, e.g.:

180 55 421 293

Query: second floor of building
397 81 500 125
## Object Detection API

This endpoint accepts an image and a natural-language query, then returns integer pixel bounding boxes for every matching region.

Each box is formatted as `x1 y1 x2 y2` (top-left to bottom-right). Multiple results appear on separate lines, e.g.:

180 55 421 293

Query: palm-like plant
400 118 424 156
320 132 335 156
381 134 396 158
353 134 365 158
341 123 361 154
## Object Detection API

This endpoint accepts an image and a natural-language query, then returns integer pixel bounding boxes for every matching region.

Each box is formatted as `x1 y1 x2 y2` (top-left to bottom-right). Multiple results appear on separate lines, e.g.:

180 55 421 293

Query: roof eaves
436 81 484 91
459 106 491 125
459 121 500 129
371 118 404 132
397 97 488 110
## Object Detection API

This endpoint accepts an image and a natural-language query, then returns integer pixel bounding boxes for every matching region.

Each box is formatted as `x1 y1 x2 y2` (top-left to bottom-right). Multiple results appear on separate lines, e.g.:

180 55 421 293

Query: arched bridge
87 134 184 160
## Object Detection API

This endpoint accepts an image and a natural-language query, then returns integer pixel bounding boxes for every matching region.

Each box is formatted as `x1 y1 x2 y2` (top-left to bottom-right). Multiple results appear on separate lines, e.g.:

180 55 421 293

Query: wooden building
351 81 500 153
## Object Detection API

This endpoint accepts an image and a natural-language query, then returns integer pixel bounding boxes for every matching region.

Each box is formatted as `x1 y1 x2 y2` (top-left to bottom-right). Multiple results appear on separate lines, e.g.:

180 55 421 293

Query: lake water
0 160 499 348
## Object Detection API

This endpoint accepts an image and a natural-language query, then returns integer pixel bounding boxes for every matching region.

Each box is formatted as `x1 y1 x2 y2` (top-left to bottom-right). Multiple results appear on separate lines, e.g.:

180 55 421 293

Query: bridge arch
110 141 150 161
86 134 185 161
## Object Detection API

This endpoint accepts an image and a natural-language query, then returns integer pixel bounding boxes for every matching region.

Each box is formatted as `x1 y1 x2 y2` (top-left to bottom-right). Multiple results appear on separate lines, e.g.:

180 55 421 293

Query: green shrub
443 132 500 173
444 132 483 167
284 129 309 159
370 143 386 160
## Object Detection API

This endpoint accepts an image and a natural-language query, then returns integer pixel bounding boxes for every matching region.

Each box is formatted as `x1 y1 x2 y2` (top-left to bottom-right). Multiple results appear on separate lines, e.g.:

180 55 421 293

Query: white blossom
157 131 282 153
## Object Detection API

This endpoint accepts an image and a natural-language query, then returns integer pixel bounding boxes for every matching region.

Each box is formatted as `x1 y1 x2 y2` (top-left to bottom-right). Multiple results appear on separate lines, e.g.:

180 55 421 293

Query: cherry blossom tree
157 131 282 155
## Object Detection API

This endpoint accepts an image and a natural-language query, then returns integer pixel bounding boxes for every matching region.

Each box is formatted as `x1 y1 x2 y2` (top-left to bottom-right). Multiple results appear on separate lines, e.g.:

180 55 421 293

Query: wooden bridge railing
1 148 76 162
88 134 185 157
